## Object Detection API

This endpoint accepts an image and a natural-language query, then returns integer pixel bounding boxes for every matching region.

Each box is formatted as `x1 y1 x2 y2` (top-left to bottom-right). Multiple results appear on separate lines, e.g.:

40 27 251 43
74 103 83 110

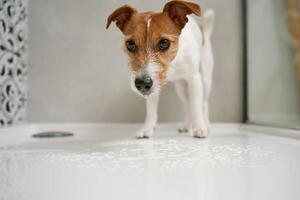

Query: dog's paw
178 124 189 133
193 129 209 138
136 128 154 139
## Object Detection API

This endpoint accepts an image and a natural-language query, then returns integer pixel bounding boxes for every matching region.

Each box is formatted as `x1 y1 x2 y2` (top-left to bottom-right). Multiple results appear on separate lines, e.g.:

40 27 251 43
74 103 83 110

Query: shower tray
0 123 299 200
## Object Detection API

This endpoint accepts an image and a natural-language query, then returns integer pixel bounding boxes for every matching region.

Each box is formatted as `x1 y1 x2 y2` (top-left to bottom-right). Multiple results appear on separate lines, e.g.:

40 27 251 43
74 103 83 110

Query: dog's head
106 0 201 97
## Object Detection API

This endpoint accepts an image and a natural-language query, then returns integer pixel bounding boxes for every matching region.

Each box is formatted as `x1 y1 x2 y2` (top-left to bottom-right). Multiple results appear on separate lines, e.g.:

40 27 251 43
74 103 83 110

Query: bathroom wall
28 0 243 123
0 0 27 126
248 0 300 128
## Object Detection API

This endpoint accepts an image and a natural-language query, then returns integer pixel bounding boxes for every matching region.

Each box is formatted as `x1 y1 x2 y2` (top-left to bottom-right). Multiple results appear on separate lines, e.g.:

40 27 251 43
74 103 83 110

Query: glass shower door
247 0 300 129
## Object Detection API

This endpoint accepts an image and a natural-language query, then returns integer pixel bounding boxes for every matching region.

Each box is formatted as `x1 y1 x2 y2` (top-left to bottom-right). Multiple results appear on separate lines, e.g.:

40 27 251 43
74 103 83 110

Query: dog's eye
125 40 137 53
158 39 170 51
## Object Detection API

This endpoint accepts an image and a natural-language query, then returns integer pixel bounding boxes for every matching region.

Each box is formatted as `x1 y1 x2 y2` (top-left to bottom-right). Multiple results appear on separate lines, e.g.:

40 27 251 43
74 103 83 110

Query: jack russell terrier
106 0 214 138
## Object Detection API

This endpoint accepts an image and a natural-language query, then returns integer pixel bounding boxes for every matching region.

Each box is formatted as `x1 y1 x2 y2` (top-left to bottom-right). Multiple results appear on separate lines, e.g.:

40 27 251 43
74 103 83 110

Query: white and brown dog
106 0 214 138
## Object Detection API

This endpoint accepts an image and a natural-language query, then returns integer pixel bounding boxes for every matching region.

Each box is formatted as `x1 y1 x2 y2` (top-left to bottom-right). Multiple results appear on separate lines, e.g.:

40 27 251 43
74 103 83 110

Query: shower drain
32 131 74 138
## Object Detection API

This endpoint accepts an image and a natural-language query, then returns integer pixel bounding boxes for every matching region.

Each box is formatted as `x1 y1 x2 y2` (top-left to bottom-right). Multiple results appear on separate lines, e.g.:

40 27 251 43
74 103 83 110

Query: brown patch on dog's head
106 1 201 95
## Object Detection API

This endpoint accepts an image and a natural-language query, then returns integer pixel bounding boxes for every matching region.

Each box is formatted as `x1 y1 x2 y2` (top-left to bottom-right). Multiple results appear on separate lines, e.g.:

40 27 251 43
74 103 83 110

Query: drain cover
32 131 74 138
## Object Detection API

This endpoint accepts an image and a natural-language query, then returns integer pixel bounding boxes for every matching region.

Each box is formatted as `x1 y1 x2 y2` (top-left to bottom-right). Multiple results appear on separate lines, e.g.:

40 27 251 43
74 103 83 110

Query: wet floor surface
0 127 300 200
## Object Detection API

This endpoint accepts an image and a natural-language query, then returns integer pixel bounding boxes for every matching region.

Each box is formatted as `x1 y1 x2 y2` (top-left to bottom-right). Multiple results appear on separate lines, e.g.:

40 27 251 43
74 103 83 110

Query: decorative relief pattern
0 0 27 126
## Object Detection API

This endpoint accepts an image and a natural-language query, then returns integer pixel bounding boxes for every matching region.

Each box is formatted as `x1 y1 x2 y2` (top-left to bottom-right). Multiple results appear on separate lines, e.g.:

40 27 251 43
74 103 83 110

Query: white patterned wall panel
0 0 27 126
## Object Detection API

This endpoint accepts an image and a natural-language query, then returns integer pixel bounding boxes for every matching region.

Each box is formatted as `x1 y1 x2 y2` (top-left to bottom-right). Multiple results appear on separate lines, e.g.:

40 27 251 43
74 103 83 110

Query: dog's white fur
134 10 215 138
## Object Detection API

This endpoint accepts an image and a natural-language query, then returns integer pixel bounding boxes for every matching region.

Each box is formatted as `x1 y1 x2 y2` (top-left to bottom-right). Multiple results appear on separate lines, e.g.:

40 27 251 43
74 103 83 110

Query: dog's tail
201 9 215 38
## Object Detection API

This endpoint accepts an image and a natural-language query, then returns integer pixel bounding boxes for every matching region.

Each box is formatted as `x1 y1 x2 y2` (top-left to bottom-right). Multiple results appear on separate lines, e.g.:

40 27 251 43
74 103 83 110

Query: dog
106 0 214 138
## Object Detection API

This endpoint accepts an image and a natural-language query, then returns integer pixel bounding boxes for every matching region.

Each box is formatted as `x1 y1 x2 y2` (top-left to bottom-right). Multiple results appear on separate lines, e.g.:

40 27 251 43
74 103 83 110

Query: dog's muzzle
135 75 153 95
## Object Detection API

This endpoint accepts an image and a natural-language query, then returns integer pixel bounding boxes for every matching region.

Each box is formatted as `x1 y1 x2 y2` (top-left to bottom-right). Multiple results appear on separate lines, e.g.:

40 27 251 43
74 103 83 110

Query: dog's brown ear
106 5 137 32
163 0 201 30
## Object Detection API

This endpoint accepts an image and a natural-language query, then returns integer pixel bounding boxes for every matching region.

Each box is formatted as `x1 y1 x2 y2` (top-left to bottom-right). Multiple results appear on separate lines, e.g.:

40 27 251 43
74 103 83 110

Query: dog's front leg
187 75 208 138
136 92 160 139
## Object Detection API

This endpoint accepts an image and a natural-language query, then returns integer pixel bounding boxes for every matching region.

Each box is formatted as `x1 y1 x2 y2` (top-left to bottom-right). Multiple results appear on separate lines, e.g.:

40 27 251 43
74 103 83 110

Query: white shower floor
0 124 300 200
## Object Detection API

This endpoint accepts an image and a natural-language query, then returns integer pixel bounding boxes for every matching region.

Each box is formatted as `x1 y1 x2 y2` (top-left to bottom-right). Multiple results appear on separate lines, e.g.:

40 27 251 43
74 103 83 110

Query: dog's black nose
135 76 153 94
